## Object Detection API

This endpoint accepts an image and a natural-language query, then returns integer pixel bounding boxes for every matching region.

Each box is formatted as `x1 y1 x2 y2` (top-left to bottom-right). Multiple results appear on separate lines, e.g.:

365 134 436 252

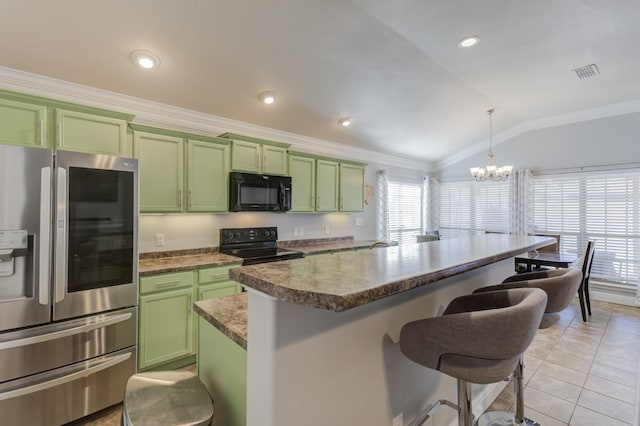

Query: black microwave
229 172 292 212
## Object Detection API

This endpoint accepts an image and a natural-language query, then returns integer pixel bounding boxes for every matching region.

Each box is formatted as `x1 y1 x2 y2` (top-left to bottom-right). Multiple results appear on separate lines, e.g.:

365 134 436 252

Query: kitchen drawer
198 281 241 301
140 271 194 294
198 264 237 285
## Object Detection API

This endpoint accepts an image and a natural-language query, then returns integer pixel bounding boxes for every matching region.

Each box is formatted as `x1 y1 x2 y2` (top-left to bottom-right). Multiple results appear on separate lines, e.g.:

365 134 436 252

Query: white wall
436 112 640 181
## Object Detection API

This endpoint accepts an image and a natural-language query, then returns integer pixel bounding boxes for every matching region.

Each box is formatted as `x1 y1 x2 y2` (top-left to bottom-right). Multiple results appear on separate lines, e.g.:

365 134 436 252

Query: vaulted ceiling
1 0 639 166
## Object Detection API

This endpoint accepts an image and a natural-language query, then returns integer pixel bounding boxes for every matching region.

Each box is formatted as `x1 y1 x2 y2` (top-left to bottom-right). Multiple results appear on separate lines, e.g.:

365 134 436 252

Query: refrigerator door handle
55 167 67 303
0 351 131 401
0 311 132 351
39 167 52 305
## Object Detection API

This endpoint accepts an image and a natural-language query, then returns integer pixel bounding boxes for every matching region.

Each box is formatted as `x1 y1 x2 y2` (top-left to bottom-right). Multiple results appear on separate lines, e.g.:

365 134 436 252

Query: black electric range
219 227 304 265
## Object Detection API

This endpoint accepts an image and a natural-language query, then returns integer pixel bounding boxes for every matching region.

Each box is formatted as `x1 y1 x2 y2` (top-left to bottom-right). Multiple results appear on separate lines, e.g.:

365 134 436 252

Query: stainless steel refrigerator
0 144 138 424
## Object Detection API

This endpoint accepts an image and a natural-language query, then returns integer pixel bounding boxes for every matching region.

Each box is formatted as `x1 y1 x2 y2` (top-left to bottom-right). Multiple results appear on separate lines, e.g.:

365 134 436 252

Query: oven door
52 151 138 321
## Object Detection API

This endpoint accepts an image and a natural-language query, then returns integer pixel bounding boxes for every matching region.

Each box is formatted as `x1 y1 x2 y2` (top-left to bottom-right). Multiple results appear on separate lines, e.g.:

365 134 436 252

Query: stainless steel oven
0 145 138 424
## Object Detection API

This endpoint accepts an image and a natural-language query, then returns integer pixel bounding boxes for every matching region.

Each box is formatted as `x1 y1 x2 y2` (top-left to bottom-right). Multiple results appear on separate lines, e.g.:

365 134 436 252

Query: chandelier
469 109 513 181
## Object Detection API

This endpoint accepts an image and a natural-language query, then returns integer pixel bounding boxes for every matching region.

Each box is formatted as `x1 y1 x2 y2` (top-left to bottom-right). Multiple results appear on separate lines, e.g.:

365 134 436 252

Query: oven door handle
0 312 132 351
0 352 131 401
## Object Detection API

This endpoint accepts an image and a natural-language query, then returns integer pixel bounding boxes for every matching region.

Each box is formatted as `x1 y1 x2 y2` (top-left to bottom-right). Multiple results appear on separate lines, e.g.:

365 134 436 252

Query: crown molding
435 98 640 171
0 66 430 172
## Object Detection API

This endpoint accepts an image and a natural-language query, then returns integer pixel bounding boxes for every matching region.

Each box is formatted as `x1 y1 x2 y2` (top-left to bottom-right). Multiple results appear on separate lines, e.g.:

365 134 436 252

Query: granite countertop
139 253 242 276
279 236 379 255
229 234 556 312
194 293 248 350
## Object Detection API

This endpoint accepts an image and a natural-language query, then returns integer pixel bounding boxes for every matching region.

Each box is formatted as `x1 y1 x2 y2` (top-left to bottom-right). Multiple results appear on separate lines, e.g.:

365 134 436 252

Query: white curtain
376 169 389 241
427 177 440 232
509 169 533 235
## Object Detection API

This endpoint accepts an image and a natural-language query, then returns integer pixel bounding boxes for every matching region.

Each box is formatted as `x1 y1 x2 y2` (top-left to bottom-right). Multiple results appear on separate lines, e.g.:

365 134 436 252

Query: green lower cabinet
0 98 47 148
198 281 241 300
198 317 247 426
139 287 194 370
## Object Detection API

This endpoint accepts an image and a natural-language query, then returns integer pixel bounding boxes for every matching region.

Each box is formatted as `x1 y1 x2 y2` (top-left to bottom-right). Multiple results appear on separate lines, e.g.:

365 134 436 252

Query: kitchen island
205 234 554 426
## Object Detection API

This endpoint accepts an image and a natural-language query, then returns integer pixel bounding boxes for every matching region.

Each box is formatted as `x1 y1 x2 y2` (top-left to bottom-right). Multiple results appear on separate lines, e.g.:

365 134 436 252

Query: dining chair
528 232 560 254
581 240 597 318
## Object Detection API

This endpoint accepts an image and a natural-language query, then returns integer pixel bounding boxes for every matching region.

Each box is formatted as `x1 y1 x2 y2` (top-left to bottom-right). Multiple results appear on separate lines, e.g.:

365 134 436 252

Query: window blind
439 181 510 239
532 170 640 287
388 177 425 245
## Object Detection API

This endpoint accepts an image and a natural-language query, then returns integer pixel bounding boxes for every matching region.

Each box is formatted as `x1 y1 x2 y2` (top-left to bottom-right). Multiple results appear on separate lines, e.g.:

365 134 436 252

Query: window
439 181 510 239
533 170 640 288
387 177 426 245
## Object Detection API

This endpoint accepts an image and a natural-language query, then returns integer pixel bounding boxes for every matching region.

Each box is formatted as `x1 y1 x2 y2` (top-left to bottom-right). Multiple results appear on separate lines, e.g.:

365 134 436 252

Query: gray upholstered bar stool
473 268 583 426
400 288 547 426
122 370 214 426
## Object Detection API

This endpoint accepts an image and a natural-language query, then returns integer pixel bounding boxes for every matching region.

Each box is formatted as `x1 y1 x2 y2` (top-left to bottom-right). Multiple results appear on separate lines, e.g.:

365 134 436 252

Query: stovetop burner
219 227 304 265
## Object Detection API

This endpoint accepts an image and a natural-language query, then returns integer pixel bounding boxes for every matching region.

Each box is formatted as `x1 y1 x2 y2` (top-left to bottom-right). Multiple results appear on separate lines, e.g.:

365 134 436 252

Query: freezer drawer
0 307 136 383
0 346 135 425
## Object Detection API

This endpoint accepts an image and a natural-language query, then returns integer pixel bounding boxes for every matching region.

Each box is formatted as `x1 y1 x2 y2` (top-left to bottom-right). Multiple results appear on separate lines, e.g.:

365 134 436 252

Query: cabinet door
198 281 241 301
262 145 288 175
187 139 230 212
316 159 339 212
339 164 365 212
289 155 316 212
134 131 184 212
0 98 47 148
55 109 128 156
231 140 261 173
139 287 194 369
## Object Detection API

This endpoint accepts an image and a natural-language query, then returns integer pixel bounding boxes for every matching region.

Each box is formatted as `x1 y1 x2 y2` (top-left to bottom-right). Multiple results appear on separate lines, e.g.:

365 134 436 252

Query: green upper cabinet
339 163 366 212
134 131 184 212
288 154 316 212
316 159 340 212
0 98 47 148
219 133 290 176
187 139 230 212
230 139 261 173
55 109 129 156
262 144 288 175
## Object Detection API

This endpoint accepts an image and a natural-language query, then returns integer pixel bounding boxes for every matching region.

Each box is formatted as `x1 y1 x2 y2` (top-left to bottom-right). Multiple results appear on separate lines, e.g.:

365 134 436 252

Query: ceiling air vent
572 64 600 79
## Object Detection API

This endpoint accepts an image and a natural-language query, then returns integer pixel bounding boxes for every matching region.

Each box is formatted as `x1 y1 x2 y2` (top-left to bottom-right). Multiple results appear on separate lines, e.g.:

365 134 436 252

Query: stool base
477 411 540 426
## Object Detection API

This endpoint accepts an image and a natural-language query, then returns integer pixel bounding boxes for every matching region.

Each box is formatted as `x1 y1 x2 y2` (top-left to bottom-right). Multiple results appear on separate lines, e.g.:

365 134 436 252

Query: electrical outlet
355 217 363 226
293 227 299 237
155 233 165 247
324 225 330 235
392 413 403 426
299 227 304 236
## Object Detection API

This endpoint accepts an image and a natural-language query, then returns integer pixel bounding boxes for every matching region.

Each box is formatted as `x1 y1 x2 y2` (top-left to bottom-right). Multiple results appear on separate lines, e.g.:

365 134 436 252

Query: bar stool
399 288 547 426
122 370 214 426
473 268 583 426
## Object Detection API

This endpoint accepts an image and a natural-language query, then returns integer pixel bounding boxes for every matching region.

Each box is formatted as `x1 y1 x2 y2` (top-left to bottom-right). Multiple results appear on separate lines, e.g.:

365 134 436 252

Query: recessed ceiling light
259 91 277 104
338 117 354 127
130 50 160 69
458 36 480 48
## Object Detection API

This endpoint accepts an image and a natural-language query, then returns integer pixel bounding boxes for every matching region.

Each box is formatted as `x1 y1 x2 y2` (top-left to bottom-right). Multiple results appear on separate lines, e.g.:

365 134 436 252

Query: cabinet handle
178 189 183 208
340 197 344 209
188 190 192 208
256 153 259 169
199 291 204 300
40 119 44 146
188 293 193 312
317 195 320 208
155 280 180 287
263 154 267 170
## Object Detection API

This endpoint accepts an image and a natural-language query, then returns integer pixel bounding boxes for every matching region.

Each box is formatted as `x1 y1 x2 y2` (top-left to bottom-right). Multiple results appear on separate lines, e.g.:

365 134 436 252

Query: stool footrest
413 399 459 426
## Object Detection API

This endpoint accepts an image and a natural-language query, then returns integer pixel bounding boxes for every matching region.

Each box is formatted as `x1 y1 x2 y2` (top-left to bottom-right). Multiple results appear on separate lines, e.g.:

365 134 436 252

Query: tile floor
487 299 639 426
68 300 639 426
